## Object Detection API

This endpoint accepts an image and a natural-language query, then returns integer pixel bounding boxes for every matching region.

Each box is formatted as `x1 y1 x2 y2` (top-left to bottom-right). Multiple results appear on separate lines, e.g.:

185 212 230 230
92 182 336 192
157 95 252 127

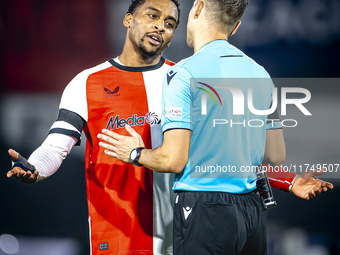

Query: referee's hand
98 125 145 163
7 149 39 184
291 168 334 200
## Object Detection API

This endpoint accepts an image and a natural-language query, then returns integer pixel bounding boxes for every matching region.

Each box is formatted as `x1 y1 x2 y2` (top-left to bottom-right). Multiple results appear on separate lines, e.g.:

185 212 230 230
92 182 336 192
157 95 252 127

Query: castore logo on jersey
104 86 120 98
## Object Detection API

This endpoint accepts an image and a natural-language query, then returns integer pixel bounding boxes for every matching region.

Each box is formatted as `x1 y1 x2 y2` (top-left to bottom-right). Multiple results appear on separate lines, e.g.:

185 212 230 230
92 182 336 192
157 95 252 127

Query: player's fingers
309 168 327 177
8 169 25 180
21 171 32 182
319 180 334 190
22 170 38 183
7 168 20 178
320 187 328 193
314 189 321 197
15 170 26 179
310 189 317 197
33 170 39 180
20 171 38 183
28 174 37 183
101 129 122 140
27 171 37 183
99 142 117 152
324 182 334 189
8 149 19 160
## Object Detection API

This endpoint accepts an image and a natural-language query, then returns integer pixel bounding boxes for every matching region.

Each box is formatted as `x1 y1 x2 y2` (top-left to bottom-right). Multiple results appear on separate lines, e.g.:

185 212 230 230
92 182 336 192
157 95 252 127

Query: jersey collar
108 57 165 72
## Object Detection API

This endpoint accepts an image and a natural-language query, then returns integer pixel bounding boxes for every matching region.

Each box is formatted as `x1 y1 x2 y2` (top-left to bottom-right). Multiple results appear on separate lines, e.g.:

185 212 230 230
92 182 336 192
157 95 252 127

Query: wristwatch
130 147 145 167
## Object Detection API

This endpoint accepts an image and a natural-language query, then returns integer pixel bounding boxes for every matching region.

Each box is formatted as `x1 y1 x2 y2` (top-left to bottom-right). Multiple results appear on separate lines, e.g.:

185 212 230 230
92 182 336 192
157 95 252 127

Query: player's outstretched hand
291 168 334 200
7 149 39 183
98 125 145 163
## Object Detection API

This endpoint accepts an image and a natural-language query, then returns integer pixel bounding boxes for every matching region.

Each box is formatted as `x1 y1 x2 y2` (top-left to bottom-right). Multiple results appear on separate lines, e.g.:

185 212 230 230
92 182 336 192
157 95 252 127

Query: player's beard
138 37 161 57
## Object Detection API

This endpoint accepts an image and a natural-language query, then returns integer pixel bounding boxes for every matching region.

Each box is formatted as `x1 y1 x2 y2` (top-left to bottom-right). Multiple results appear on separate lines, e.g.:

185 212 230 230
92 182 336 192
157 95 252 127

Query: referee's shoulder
166 56 196 77
242 53 271 77
172 54 203 74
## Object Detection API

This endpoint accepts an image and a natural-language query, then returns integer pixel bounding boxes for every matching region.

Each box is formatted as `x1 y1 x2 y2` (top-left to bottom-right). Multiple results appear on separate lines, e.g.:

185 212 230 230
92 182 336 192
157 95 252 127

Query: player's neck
119 41 162 67
193 31 229 53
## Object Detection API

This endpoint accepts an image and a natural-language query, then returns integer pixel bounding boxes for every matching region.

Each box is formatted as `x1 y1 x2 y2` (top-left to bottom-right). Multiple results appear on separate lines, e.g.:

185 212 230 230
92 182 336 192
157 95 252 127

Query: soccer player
7 0 180 254
98 0 333 254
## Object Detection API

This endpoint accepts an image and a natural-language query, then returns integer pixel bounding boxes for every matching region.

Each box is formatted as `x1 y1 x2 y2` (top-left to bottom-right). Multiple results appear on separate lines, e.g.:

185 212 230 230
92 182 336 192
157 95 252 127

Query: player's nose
153 20 165 32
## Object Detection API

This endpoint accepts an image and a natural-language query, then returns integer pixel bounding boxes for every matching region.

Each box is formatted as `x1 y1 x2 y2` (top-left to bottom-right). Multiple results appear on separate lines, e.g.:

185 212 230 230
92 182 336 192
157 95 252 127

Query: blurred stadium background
0 0 339 254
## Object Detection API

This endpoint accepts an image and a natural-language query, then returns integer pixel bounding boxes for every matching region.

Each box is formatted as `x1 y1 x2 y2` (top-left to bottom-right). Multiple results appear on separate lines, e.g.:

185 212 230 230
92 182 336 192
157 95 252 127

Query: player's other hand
292 168 334 200
98 125 145 163
7 149 39 184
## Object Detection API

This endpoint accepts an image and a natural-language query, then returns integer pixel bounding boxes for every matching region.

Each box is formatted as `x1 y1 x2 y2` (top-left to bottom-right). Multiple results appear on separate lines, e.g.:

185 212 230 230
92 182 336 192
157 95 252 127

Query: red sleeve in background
263 164 297 193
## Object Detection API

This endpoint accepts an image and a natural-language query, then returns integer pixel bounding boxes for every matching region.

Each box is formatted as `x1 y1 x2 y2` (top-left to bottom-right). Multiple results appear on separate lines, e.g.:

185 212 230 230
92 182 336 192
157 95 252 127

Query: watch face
130 150 138 161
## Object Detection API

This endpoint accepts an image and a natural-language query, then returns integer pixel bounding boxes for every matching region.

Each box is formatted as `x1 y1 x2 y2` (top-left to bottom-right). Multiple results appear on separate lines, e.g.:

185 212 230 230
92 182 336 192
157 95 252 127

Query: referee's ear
230 21 241 36
124 13 133 28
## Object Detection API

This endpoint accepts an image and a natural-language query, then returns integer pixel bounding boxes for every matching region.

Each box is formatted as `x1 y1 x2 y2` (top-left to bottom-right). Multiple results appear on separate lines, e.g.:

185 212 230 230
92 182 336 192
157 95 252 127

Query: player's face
128 0 178 57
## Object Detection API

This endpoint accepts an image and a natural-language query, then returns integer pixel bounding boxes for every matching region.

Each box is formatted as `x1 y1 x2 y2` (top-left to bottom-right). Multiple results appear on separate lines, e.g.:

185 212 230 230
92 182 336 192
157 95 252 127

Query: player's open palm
98 125 145 163
7 149 39 184
291 168 334 200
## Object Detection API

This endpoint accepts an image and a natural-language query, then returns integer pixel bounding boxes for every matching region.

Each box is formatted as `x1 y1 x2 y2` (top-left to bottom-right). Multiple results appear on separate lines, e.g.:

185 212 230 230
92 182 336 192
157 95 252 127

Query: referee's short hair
205 0 248 30
127 0 181 27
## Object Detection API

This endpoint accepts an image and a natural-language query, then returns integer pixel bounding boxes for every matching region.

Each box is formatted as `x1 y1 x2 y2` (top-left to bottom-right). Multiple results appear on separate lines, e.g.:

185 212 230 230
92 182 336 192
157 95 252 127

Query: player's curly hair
205 0 248 28
127 0 181 27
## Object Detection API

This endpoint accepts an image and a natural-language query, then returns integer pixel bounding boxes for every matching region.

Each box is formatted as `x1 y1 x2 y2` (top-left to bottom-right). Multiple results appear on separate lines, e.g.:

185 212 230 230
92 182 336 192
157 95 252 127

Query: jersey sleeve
266 107 282 130
48 70 89 145
59 70 89 122
161 66 192 132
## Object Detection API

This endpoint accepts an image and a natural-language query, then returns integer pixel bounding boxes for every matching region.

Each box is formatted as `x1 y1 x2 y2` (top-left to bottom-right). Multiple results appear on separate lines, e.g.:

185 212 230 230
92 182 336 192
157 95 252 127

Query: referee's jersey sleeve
161 66 192 133
266 107 283 130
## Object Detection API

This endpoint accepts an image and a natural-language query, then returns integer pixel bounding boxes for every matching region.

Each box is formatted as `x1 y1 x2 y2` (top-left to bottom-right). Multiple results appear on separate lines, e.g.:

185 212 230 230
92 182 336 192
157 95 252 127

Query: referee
153 0 279 253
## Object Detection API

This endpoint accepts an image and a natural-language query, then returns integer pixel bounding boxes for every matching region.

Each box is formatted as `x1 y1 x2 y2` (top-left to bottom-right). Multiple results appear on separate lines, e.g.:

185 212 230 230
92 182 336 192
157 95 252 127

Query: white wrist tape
28 133 77 179
289 176 298 192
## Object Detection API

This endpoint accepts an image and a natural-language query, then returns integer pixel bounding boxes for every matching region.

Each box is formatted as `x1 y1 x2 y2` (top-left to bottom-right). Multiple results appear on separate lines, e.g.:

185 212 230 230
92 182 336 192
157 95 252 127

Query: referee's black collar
108 57 165 72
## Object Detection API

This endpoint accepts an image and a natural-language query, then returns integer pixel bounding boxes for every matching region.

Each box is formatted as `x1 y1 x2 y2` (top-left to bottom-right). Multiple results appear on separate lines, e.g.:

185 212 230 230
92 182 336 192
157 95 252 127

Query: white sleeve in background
28 133 77 180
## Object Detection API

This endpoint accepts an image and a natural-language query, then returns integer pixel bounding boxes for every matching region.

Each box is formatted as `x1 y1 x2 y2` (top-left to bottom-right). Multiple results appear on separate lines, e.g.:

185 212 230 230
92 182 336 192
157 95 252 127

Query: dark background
0 0 339 254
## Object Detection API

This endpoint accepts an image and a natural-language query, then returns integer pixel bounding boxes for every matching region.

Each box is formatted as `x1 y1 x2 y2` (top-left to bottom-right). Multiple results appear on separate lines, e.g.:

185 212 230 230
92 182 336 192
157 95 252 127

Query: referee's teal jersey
161 40 280 194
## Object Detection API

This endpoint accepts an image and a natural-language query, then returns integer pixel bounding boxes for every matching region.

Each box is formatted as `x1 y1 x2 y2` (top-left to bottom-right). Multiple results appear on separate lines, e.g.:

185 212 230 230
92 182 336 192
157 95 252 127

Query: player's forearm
28 133 77 180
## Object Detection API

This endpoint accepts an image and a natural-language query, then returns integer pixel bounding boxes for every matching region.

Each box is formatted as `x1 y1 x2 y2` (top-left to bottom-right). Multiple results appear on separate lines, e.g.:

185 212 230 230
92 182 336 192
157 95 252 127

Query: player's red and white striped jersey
59 57 175 255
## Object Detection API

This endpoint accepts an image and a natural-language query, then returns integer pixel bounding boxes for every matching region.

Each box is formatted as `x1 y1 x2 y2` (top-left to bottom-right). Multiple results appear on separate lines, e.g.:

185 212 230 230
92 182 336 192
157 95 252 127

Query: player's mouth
147 33 162 46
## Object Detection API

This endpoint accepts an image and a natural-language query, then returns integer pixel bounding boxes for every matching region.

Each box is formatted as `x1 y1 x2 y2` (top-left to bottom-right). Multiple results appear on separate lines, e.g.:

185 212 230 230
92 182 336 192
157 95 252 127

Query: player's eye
148 14 157 19
166 22 175 29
